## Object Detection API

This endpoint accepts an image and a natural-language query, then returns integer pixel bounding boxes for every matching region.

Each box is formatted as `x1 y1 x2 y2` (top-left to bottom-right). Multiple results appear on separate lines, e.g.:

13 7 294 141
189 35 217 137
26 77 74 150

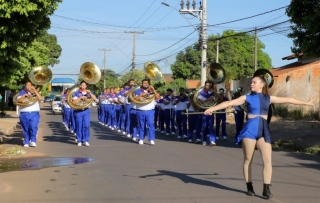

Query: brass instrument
14 66 52 107
192 63 226 109
128 61 162 104
67 62 101 110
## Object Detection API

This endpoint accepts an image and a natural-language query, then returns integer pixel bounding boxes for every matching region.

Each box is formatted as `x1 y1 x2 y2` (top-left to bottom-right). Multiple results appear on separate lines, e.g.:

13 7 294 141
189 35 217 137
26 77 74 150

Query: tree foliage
0 0 63 84
171 30 272 81
286 0 320 56
119 70 146 86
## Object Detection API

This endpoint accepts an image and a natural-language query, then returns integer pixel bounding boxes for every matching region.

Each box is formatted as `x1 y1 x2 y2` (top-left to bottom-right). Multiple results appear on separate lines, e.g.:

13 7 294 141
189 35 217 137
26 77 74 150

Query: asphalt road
0 104 319 203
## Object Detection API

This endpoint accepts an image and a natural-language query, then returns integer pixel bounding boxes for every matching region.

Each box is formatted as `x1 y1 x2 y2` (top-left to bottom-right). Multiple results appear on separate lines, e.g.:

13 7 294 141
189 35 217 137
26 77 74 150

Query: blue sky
49 0 293 81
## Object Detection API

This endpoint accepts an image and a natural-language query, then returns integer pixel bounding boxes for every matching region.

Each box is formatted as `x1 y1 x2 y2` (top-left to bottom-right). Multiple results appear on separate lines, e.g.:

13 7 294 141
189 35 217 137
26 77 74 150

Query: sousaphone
128 61 162 104
192 63 226 109
67 62 101 110
14 66 52 106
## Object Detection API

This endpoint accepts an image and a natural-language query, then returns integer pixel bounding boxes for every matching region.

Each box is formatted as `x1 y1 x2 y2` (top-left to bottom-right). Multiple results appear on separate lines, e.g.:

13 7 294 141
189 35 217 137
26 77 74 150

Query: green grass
274 105 319 121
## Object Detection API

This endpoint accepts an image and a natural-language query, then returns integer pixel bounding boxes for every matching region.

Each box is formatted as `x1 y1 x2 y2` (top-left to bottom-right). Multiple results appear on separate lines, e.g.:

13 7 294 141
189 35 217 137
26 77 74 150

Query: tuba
14 66 52 107
128 61 162 104
238 68 274 112
67 62 101 110
192 63 226 109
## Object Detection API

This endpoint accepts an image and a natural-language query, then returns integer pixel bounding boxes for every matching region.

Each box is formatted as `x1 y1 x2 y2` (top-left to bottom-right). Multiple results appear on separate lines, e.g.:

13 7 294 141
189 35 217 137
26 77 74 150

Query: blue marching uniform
134 88 156 142
72 90 91 144
215 96 229 138
236 93 271 145
62 93 73 130
198 89 216 145
17 90 40 146
174 95 188 138
163 95 176 135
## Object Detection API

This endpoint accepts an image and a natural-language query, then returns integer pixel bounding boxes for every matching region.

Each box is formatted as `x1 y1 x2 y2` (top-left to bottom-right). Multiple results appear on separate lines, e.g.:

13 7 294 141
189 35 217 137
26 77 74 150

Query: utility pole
254 27 258 72
216 40 219 63
125 31 144 71
99 48 111 88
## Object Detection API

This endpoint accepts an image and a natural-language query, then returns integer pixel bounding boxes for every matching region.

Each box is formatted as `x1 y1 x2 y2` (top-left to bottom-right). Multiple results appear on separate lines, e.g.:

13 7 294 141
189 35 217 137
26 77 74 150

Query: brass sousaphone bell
192 63 226 109
14 66 53 107
67 62 101 110
128 61 162 104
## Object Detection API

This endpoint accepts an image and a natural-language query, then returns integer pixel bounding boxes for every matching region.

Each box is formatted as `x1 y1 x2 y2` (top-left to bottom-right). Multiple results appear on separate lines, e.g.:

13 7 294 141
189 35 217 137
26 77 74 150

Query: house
162 73 174 84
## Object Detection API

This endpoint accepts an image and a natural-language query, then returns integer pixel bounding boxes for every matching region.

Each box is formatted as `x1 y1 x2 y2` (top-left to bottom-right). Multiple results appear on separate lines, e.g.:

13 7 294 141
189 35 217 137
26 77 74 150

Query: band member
197 80 216 146
233 87 245 139
204 75 314 198
118 85 127 134
17 81 42 147
72 80 98 147
215 88 229 140
124 80 136 138
187 92 202 143
174 87 189 139
163 88 176 135
134 79 160 145
61 87 73 131
98 88 110 126
108 87 118 130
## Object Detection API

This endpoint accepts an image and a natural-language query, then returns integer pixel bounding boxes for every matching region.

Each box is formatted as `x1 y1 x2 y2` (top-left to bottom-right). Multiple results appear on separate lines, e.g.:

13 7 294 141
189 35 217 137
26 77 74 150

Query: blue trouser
216 113 227 137
176 110 187 136
100 104 107 124
114 105 121 129
130 108 138 137
98 105 102 122
154 107 159 129
202 115 216 142
136 109 155 141
70 109 76 132
74 108 90 143
158 110 165 131
64 107 73 129
19 112 40 144
164 109 175 133
187 112 197 139
106 104 113 126
234 110 245 138
125 104 131 134
118 105 126 131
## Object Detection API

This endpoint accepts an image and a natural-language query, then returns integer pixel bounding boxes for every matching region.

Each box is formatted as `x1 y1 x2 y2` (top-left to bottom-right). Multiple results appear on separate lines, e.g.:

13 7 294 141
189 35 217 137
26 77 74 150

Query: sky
48 0 293 81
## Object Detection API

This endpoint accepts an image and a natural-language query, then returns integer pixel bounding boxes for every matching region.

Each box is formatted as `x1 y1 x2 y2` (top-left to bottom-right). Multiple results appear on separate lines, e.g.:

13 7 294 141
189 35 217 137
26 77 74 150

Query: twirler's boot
246 182 255 196
263 184 273 199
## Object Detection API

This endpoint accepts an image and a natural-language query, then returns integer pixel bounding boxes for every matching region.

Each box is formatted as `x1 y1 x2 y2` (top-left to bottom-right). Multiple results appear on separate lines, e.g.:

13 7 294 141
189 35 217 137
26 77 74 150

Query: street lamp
161 1 207 86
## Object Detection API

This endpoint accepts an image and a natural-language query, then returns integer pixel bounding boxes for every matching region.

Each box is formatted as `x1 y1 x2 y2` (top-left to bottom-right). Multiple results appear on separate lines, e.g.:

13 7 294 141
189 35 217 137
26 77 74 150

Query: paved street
0 104 319 203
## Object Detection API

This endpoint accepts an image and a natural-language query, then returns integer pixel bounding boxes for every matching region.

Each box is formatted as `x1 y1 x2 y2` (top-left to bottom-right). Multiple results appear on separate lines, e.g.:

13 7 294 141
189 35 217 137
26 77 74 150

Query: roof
270 60 320 77
162 74 174 83
51 78 75 83
282 53 304 60
186 80 201 89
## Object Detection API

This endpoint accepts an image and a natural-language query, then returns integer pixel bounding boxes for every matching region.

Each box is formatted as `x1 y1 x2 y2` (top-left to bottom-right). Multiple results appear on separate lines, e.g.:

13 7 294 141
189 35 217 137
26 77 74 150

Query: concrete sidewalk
0 110 19 136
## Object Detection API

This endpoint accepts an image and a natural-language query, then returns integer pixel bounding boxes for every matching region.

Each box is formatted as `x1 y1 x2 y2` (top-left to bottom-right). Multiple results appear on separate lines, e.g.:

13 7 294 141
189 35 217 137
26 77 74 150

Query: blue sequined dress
235 93 271 145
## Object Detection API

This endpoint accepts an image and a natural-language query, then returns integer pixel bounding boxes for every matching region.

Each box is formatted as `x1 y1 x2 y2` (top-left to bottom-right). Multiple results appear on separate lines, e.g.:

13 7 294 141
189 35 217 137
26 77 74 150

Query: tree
0 0 63 84
119 70 146 86
171 30 272 81
286 0 320 56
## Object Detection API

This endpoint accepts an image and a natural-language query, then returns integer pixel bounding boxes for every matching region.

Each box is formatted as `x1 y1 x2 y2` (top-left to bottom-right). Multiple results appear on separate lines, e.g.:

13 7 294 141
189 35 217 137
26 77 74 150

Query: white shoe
150 140 155 145
188 139 192 143
84 142 90 147
111 128 114 130
171 132 175 135
127 134 131 138
177 136 182 139
183 135 188 139
23 144 29 147
77 143 82 146
196 139 201 143
75 138 78 142
161 131 165 134
202 141 206 146
210 141 216 146
71 130 74 133
123 131 126 135
166 133 169 135
139 140 144 145
118 129 121 132
29 142 37 147
223 136 227 140
132 137 137 141
216 137 220 140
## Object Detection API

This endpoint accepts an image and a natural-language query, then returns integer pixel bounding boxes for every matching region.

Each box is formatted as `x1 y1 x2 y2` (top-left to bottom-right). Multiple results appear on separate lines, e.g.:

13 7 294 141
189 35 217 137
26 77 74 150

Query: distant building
50 78 76 95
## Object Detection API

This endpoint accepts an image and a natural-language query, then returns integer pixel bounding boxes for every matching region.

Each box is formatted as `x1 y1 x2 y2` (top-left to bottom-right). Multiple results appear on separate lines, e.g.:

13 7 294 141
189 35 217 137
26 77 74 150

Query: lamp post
161 0 207 86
